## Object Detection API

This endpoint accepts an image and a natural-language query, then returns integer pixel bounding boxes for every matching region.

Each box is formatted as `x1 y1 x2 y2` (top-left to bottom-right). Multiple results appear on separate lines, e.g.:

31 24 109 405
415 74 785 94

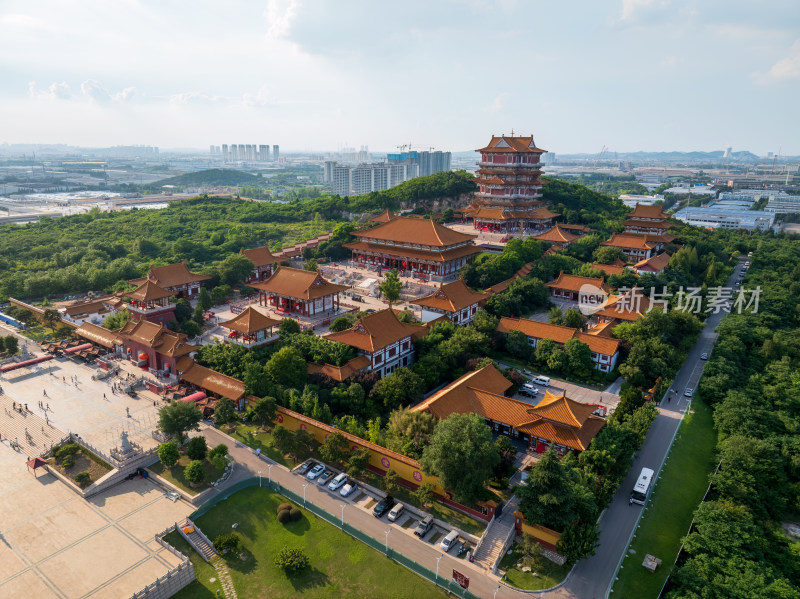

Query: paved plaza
0 443 192 598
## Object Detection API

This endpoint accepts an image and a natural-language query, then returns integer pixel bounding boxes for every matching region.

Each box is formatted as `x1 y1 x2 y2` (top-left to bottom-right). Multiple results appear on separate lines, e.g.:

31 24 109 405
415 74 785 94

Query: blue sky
1 0 798 154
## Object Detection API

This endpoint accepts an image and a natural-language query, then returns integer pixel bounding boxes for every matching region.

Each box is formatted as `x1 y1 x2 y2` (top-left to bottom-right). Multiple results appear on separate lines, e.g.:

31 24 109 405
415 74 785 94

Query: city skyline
2 0 799 154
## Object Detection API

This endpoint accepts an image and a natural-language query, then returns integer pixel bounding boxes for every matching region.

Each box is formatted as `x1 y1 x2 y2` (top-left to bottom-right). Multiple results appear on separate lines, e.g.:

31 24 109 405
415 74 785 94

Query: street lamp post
340 504 346 528
258 470 262 487
494 584 501 599
303 483 309 506
268 464 273 484
384 529 391 555
436 553 444 582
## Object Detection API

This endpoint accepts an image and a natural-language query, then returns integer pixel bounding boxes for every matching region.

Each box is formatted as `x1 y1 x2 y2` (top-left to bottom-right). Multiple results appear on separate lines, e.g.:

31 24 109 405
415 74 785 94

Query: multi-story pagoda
467 134 553 234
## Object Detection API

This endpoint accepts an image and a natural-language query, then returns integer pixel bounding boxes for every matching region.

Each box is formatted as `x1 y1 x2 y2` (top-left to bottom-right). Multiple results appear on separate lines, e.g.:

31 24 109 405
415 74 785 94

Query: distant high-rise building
222 144 229 161
331 164 351 195
259 145 270 161
237 144 246 161
210 145 216 155
386 150 451 177
273 145 279 161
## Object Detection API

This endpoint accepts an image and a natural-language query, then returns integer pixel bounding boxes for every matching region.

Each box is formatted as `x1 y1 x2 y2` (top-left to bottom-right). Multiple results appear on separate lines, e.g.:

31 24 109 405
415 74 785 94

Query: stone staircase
0 393 65 456
471 494 520 569
183 526 216 561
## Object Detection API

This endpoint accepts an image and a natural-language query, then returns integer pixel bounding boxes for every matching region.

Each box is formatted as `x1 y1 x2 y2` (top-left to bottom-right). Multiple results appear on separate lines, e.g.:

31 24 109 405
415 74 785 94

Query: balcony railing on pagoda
226 330 278 347
128 299 172 313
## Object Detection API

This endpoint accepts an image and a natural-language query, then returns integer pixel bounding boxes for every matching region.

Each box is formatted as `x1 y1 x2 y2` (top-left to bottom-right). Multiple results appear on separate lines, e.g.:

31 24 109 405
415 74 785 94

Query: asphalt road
547 257 746 599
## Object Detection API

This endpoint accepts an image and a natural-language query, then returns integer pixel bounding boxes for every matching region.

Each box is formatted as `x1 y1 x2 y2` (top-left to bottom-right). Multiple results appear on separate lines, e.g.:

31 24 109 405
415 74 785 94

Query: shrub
278 503 292 513
274 547 310 573
208 443 229 459
186 436 208 461
211 454 227 471
74 472 90 486
184 460 205 485
289 507 302 522
61 454 75 469
56 442 80 459
213 533 242 554
277 510 291 524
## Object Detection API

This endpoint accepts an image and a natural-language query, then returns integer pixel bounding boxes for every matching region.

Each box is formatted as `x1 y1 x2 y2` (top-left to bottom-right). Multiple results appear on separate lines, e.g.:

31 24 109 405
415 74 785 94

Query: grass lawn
220 423 312 469
497 546 572 591
20 325 53 343
611 398 717 598
162 531 220 599
149 454 224 495
360 471 487 537
49 448 112 487
164 486 445 599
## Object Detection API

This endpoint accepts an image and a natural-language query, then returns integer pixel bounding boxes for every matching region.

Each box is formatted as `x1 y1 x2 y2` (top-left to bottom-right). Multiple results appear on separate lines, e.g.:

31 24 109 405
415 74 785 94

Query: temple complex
533 224 578 247
411 278 489 325
219 307 281 347
241 245 280 282
117 319 199 376
344 217 481 281
249 266 349 317
128 260 211 299
464 134 554 234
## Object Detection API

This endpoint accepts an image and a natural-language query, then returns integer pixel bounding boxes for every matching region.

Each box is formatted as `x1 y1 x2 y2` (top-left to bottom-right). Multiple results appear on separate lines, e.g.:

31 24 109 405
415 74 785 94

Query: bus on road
630 467 654 506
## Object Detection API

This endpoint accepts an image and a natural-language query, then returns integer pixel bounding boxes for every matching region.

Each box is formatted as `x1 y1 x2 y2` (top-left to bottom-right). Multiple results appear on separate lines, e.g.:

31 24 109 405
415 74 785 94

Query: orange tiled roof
534 225 578 244
413 364 515 416
594 290 651 321
220 307 281 335
343 241 482 263
324 309 428 353
634 252 671 273
585 319 616 338
411 279 489 313
625 204 667 220
118 320 199 357
622 218 672 230
63 299 112 317
179 361 245 400
545 272 611 294
559 223 592 233
498 317 577 345
575 332 620 357
126 280 173 302
353 217 476 248
241 245 279 267
369 209 397 223
589 262 634 277
129 260 211 288
75 323 121 348
307 355 371 382
477 135 548 154
249 266 349 300
601 233 655 250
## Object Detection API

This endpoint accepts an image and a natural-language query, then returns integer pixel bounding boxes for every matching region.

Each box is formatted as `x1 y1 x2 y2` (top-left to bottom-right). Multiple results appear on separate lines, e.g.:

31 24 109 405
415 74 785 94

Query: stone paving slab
0 570 60 599
86 555 182 599
0 543 27 581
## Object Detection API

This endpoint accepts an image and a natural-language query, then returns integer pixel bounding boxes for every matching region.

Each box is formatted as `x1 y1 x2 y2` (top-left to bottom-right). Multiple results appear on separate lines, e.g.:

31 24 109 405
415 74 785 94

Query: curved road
198 259 744 599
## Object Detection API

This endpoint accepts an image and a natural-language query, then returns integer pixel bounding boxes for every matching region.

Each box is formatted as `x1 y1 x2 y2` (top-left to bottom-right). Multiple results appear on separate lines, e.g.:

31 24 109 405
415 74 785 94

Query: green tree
378 269 402 307
328 316 354 332
505 329 532 361
193 303 205 326
265 346 308 389
272 424 296 458
274 547 310 574
157 442 179 468
420 413 500 503
3 335 19 355
370 368 425 412
592 246 623 264
214 397 237 425
103 309 131 331
197 286 213 311
548 306 564 325
278 318 301 338
383 468 402 495
303 258 318 272
251 397 277 429
42 308 61 332
209 443 229 459
186 436 208 461
557 520 600 561
346 448 371 478
294 429 316 457
173 298 192 323
211 285 230 304
547 348 569 372
218 253 254 286
534 337 558 364
181 319 201 338
386 407 437 458
563 308 585 329
184 460 205 485
564 338 594 377
414 481 437 509
158 401 202 443
494 435 518 476
318 431 351 466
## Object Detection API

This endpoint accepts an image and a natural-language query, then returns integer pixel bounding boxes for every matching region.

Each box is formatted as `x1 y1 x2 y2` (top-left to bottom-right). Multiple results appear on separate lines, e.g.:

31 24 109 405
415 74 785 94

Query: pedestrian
667 395 671 403
24 403 28 411
12 401 16 410
103 393 106 400
43 389 47 397
46 403 50 410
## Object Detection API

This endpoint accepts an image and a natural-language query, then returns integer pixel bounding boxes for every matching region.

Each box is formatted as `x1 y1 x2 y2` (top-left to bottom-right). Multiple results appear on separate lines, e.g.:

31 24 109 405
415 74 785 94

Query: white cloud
242 85 273 107
620 0 653 22
167 91 226 107
754 39 800 83
80 79 113 104
28 81 71 100
264 0 299 40
661 55 677 68
486 93 510 113
113 87 137 102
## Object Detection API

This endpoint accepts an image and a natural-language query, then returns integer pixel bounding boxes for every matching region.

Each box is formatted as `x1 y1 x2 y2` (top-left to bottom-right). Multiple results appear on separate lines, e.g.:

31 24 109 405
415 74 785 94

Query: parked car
387 503 405 522
684 388 694 397
440 530 459 552
340 481 357 497
373 495 396 518
317 470 334 485
328 472 347 491
414 514 434 538
297 461 315 475
700 352 708 360
307 464 325 480
531 375 550 387
519 383 539 397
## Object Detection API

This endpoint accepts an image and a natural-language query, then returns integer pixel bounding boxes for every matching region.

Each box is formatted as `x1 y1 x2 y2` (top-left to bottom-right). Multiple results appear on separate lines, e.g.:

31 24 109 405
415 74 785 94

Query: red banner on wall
452 570 469 589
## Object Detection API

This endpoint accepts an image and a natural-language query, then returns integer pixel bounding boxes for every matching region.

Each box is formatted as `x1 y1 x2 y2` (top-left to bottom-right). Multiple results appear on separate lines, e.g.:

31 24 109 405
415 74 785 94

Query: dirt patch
352 491 367 503
364 499 377 510
50 450 111 487
401 517 416 529
429 531 442 545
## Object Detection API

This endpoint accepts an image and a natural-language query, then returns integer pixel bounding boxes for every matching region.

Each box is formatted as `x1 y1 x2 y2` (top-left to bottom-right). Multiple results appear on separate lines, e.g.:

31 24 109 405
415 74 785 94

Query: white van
387 503 405 522
440 530 459 552
531 375 550 387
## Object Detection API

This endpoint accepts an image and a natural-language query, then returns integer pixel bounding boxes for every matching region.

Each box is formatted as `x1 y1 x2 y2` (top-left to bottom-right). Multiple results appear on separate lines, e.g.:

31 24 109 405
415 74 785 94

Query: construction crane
592 146 607 167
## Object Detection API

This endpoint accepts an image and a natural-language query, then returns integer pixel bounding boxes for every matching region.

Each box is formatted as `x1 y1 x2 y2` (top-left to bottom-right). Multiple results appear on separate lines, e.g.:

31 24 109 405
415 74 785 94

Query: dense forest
664 235 800 598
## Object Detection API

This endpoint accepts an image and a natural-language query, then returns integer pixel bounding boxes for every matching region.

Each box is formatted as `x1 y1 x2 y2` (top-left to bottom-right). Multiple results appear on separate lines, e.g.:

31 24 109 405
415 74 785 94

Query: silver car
340 481 357 497
307 464 325 480
328 472 347 491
